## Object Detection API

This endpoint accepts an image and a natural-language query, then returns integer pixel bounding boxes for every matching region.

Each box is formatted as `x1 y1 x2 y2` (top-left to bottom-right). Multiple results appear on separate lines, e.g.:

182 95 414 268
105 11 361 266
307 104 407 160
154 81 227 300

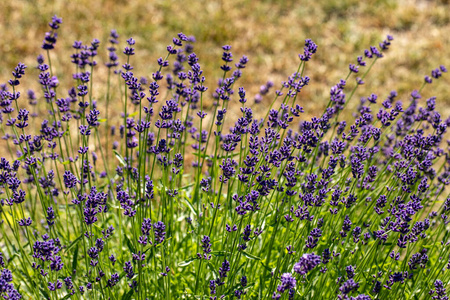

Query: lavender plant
0 15 449 300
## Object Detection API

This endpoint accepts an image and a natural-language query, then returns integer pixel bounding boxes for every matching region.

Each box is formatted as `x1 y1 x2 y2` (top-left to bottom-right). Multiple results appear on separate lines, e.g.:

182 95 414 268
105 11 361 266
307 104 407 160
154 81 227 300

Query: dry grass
0 0 449 119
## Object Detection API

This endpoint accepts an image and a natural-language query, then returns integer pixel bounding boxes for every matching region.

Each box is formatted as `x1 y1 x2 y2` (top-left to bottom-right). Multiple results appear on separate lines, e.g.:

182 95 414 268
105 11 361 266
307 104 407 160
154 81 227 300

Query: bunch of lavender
0 15 449 300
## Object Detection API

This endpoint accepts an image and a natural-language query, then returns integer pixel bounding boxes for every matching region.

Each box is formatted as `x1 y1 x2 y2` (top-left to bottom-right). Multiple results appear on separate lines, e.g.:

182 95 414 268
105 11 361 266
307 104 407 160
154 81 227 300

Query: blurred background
0 0 449 118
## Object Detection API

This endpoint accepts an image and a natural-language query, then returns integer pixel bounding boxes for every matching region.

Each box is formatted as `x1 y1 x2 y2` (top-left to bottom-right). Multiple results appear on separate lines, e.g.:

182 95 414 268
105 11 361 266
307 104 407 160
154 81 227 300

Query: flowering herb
0 15 449 300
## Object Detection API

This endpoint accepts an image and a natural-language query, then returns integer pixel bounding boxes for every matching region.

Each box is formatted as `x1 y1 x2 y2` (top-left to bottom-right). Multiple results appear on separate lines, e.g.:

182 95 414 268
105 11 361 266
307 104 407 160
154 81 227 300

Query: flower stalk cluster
0 15 449 300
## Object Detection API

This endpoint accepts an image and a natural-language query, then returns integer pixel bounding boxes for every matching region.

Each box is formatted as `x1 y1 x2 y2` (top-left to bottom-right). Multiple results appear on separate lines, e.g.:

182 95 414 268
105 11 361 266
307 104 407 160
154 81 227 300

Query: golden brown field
0 0 449 117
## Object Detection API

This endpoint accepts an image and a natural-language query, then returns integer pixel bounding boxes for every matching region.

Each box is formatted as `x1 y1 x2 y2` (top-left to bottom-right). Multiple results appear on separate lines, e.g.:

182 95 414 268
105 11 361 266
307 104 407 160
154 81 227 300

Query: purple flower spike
294 253 321 275
42 15 62 50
